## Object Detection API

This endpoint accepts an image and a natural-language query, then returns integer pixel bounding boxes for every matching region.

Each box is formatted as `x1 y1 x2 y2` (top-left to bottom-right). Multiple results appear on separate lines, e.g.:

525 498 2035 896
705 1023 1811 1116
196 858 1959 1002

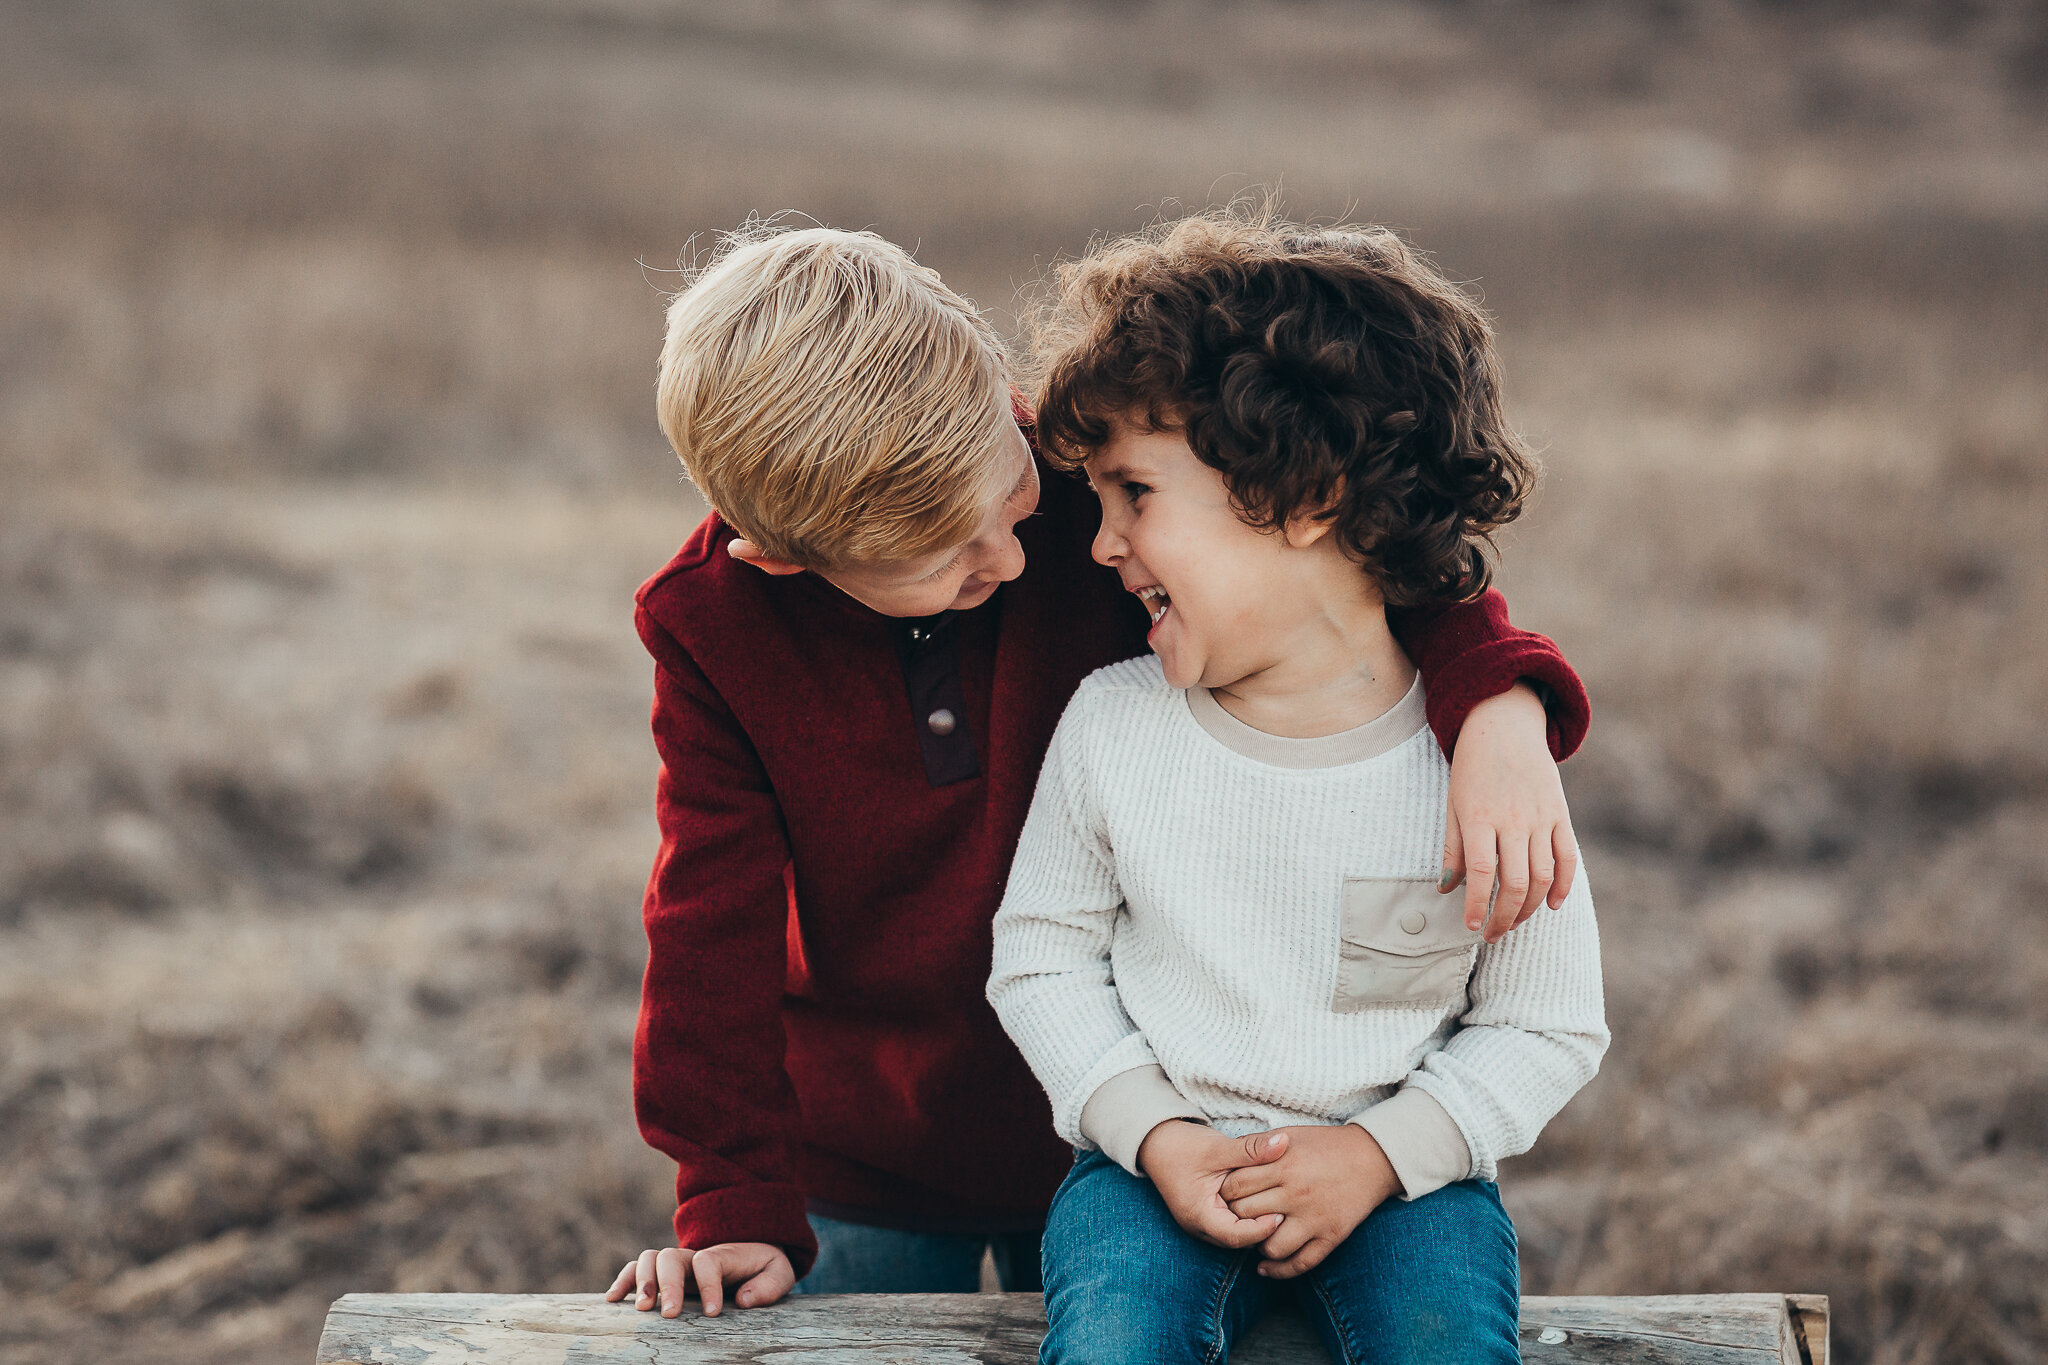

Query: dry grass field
3 2 2046 1362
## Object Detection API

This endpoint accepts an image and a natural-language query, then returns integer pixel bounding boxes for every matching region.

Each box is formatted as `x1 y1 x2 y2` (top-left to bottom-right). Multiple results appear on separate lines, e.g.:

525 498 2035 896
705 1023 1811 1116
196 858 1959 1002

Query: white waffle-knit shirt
987 655 1608 1199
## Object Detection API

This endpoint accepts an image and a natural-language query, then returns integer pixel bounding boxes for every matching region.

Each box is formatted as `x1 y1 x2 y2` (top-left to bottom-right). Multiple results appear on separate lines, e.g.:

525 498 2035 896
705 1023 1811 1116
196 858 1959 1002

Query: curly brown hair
1025 205 1535 606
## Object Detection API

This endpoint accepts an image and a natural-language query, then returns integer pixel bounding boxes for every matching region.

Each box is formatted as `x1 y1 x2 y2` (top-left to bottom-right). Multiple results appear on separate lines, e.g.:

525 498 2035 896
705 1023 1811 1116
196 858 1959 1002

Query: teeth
1133 585 1170 625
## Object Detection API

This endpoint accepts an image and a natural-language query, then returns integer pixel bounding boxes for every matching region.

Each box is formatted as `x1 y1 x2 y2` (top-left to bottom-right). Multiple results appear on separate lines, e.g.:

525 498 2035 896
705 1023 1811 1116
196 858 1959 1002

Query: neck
1209 590 1415 740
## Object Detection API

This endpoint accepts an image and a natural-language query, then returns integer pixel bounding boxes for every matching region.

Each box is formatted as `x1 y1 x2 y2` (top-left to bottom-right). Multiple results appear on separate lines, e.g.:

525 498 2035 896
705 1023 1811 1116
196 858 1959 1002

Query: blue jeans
1040 1150 1520 1365
792 1211 1044 1294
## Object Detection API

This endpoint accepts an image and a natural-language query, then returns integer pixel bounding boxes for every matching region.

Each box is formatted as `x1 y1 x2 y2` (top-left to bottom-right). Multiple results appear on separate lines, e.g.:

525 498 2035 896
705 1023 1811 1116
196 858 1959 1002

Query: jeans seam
1309 1276 1361 1365
1202 1254 1248 1365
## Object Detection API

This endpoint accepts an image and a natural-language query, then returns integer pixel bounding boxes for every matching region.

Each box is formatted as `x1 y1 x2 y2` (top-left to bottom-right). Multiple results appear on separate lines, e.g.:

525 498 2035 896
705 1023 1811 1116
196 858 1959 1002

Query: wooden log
316 1291 1829 1364
1787 1294 1831 1365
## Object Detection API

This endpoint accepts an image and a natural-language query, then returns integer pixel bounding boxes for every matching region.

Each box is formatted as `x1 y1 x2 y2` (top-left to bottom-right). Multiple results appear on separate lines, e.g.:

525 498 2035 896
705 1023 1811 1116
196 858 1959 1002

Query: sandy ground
3 3 2047 1362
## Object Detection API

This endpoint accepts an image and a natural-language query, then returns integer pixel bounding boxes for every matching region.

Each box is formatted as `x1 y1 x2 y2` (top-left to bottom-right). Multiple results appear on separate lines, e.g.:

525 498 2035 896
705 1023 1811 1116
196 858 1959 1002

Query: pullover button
926 708 957 736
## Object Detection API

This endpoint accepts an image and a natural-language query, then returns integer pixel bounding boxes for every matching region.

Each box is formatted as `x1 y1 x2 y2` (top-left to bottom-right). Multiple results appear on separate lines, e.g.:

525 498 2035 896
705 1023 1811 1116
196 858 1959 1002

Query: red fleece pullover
631 458 1589 1279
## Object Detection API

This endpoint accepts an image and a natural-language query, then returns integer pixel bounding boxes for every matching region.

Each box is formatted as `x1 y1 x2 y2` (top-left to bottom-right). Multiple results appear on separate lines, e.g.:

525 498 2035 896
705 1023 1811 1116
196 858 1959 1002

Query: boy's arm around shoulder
632 599 818 1279
1390 587 1590 762
1369 870 1608 1196
1393 589 1589 939
986 680 1202 1172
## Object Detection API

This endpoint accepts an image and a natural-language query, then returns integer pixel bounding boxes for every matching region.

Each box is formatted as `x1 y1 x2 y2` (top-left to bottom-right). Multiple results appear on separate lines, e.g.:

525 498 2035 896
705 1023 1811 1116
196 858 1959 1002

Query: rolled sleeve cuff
673 1180 819 1281
1079 1064 1207 1176
1424 640 1590 763
1351 1087 1473 1201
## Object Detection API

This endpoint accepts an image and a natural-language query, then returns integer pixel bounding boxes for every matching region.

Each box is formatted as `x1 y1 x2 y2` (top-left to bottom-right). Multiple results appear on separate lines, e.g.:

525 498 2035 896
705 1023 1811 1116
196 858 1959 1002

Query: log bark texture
316 1291 1829 1364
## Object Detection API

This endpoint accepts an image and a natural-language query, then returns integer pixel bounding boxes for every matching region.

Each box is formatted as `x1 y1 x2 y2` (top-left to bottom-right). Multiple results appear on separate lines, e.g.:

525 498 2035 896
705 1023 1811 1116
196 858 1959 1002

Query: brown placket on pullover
891 609 981 787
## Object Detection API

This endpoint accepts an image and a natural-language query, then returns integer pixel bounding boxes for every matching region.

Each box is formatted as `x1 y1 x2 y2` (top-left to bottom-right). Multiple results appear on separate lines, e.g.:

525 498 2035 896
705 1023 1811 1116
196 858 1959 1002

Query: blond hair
657 223 1016 570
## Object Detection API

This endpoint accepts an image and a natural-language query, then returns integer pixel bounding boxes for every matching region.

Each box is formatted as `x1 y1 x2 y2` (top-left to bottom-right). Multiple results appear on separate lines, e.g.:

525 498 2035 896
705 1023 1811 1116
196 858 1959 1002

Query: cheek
1135 520 1207 593
1149 530 1267 627
889 580 960 616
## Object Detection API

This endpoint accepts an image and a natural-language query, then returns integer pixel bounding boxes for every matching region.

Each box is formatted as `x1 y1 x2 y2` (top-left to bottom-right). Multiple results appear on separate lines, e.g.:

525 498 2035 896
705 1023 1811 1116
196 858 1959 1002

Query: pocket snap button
1399 910 1427 935
926 708 957 736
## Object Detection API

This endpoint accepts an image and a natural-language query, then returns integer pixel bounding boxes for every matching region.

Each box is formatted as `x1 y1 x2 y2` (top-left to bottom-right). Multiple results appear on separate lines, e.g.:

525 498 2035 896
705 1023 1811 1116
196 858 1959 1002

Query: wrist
1337 1124 1401 1200
1136 1117 1205 1177
1081 1065 1206 1175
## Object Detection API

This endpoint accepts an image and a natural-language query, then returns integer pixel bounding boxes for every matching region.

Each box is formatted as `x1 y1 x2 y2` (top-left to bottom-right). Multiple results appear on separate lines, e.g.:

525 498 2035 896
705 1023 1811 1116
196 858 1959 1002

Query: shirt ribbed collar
1183 672 1427 769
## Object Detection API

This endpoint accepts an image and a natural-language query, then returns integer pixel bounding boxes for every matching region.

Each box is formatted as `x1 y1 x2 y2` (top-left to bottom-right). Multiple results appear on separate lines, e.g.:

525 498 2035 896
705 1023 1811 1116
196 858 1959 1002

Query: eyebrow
1087 459 1146 484
899 461 1036 584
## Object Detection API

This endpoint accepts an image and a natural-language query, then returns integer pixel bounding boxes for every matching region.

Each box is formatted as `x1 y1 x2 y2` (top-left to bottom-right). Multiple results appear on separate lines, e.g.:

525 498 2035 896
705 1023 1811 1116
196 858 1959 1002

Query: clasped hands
1137 1118 1401 1279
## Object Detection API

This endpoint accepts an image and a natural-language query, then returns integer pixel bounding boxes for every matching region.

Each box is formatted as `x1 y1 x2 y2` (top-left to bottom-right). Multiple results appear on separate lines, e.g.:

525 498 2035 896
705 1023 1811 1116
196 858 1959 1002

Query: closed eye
919 551 965 582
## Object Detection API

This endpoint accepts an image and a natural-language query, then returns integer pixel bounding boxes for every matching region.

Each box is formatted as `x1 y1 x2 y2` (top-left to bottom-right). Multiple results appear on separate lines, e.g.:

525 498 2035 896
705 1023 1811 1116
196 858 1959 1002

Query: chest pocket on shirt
1332 877 1482 1013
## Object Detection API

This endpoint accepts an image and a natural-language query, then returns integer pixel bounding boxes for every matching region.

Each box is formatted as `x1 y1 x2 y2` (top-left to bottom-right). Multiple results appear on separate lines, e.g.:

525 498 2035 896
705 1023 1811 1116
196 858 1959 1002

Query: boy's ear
1282 510 1339 550
727 539 808 576
1282 481 1344 550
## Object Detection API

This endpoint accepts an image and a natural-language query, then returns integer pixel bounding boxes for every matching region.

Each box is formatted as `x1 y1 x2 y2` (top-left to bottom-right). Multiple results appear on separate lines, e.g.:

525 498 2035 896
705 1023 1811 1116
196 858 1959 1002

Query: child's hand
1442 682 1580 943
1137 1121 1289 1249
604 1242 795 1318
1217 1124 1400 1279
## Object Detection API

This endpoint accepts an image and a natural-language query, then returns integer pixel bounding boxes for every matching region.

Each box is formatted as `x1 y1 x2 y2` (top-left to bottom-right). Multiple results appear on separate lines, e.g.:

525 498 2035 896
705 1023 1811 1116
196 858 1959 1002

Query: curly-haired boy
605 222 1593 1318
989 210 1608 1363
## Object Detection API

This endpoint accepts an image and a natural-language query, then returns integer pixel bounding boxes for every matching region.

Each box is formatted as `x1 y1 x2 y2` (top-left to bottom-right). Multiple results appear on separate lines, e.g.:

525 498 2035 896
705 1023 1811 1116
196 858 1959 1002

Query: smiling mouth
1135 585 1171 626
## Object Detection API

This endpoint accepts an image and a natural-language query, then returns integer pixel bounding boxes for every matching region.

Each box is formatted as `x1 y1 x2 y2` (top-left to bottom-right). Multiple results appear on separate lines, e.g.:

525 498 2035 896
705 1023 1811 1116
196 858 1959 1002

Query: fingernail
1257 1266 1271 1277
1466 917 1480 931
1438 869 1456 892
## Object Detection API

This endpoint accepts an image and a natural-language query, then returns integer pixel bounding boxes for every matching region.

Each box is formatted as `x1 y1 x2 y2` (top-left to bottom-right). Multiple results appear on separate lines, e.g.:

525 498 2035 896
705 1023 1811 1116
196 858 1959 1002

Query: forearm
636 631 816 1269
990 879 1159 1150
985 823 1138 1146
987 691 1159 1144
1405 883 1608 1178
1407 1026 1605 1179
986 930 1158 1145
638 843 817 1262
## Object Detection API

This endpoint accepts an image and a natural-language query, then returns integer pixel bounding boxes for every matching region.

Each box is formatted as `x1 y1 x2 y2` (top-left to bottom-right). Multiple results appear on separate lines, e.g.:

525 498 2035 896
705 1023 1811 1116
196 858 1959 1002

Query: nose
987 530 1027 584
1091 515 1125 569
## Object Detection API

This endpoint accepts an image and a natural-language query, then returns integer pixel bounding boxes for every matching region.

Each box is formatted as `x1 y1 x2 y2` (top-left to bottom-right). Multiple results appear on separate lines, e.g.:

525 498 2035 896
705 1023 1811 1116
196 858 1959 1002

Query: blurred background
3 2 2046 1362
